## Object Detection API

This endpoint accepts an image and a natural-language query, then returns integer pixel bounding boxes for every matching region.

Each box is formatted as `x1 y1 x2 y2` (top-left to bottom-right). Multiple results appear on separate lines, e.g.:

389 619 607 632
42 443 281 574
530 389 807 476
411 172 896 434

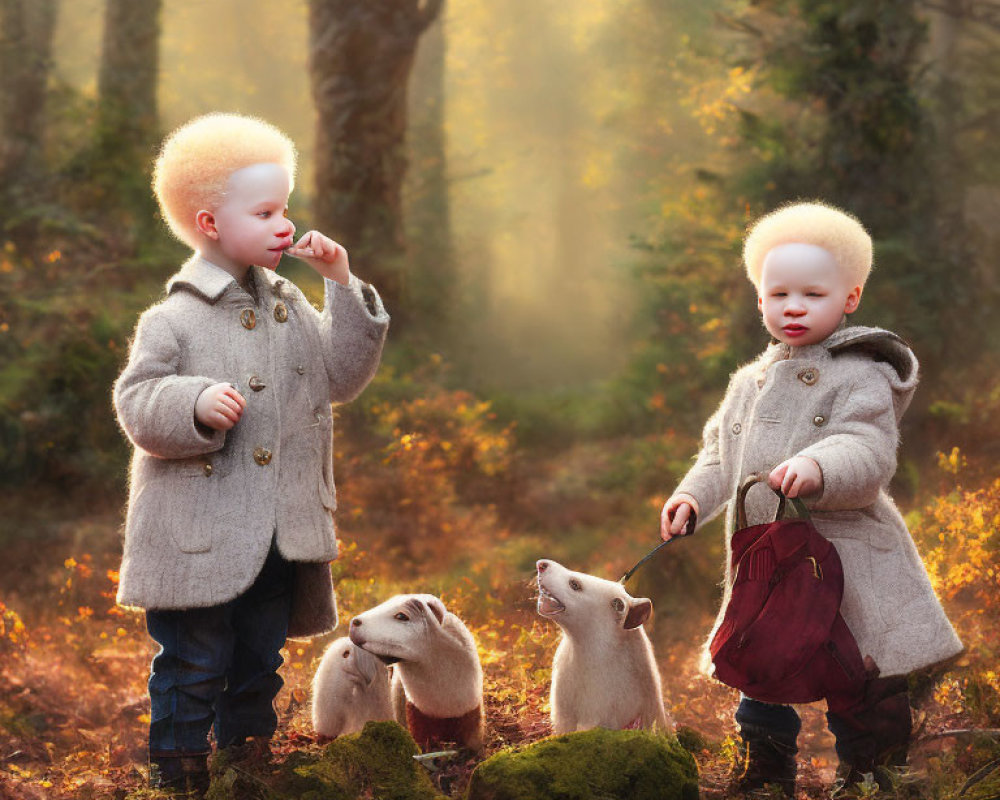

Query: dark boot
827 677 911 792
215 734 273 771
734 699 800 797
149 750 211 798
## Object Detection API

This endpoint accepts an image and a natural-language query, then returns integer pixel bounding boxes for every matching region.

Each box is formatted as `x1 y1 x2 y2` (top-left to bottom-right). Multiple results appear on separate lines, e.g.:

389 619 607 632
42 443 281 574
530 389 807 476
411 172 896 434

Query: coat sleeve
674 393 732 528
318 274 390 403
797 363 898 511
113 308 227 459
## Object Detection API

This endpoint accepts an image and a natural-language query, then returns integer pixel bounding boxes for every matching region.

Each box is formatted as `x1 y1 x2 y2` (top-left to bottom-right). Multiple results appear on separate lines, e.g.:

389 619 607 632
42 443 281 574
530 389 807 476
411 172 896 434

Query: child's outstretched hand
660 494 699 541
285 231 351 286
768 456 823 498
195 383 246 431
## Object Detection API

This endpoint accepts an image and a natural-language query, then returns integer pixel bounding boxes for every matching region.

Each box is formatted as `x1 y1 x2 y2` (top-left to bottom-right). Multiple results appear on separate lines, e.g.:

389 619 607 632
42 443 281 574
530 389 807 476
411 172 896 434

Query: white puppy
536 559 669 734
348 594 484 751
311 636 394 737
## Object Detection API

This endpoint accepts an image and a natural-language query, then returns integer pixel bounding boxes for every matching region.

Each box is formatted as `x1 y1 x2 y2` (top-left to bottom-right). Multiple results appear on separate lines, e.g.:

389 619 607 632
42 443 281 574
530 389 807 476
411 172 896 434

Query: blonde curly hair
743 201 872 291
152 113 297 249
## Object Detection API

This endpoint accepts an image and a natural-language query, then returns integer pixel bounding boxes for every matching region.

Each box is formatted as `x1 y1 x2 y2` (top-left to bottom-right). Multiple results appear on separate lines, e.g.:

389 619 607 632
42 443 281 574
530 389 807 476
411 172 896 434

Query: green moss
674 725 713 755
466 728 699 800
259 721 445 800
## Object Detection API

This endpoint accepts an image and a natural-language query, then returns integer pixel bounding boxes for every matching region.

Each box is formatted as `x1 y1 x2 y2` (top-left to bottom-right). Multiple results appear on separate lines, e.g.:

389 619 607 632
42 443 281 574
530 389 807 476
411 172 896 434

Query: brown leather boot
733 725 798 798
827 677 911 792
149 750 211 798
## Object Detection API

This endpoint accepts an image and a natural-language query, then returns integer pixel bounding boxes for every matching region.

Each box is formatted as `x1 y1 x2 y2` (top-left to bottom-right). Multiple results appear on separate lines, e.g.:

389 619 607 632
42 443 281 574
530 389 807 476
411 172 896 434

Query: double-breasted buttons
813 415 827 427
253 447 272 466
797 368 819 385
202 463 214 477
274 302 288 323
240 309 256 330
296 365 306 375
731 422 742 435
248 376 266 392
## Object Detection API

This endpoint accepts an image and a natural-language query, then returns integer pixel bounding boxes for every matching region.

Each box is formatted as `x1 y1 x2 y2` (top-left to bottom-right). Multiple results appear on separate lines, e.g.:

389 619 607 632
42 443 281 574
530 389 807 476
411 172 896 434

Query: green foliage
269 722 445 800
466 728 699 800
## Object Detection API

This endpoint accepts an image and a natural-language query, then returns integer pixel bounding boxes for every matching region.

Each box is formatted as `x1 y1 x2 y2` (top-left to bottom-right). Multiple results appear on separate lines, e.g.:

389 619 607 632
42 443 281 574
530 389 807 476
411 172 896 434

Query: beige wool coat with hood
675 324 962 678
114 256 389 637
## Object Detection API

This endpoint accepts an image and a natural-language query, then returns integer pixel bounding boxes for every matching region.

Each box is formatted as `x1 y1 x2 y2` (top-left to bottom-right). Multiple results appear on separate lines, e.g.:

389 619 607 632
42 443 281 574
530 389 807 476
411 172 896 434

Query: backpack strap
736 473 810 530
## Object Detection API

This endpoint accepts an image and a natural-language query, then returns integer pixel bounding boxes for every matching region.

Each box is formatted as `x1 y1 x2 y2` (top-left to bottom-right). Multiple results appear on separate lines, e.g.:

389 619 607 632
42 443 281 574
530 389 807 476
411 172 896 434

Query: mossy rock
466 728 700 800
674 725 713 755
208 721 446 800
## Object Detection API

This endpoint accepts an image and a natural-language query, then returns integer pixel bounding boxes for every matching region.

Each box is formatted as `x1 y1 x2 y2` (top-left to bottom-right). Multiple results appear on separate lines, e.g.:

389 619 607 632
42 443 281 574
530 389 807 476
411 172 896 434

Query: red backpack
709 474 871 711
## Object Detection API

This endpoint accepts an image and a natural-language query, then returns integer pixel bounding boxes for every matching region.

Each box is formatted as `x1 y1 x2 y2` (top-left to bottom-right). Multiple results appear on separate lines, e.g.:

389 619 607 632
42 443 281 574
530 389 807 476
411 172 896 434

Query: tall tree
0 0 58 225
308 0 444 320
406 9 453 341
94 0 162 224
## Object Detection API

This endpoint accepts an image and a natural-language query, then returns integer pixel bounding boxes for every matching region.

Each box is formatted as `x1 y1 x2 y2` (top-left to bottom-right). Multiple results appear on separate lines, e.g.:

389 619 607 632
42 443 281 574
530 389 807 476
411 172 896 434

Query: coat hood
825 325 918 387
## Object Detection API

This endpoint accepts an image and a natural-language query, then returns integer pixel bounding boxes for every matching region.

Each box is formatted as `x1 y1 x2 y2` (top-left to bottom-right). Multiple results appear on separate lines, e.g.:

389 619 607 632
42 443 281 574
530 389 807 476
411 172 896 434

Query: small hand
285 231 350 286
768 456 823 498
660 494 699 541
195 383 246 431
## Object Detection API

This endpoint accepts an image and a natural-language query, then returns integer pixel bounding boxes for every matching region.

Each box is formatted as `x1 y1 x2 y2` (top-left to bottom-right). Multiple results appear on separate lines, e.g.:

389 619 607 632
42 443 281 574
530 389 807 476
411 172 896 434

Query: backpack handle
736 472 811 530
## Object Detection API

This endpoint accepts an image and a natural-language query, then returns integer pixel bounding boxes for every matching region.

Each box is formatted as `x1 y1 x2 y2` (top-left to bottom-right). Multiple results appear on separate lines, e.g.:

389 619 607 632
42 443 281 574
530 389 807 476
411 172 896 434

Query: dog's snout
536 560 549 572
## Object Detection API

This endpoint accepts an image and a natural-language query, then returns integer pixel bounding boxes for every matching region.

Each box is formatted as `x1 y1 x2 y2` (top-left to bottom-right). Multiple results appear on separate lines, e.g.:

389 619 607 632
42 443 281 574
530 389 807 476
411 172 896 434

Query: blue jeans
146 541 293 755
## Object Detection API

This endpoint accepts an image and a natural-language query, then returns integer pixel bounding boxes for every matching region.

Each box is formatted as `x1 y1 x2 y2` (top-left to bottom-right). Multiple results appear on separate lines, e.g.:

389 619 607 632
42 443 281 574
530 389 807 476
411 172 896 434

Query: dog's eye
394 612 410 621
611 598 625 613
342 649 350 658
569 579 582 591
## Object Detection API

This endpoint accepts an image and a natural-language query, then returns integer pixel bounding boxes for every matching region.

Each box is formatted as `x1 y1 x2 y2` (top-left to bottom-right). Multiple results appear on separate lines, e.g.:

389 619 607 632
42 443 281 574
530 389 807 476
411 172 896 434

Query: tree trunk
308 0 444 320
406 8 453 340
0 0 58 210
95 0 161 219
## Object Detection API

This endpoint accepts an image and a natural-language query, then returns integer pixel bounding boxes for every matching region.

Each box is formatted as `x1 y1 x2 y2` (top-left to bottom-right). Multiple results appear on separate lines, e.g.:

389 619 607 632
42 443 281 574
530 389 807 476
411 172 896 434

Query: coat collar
166 255 240 303
774 323 916 384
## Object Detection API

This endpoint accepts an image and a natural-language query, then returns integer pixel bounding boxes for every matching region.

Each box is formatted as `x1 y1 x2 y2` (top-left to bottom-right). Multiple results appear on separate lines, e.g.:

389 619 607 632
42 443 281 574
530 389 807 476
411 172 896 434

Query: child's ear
195 210 219 240
757 295 763 312
844 286 861 314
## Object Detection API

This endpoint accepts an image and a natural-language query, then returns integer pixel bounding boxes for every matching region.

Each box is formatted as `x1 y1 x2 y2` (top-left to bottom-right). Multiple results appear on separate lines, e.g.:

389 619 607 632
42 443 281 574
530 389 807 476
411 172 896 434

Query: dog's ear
623 597 652 630
424 597 446 626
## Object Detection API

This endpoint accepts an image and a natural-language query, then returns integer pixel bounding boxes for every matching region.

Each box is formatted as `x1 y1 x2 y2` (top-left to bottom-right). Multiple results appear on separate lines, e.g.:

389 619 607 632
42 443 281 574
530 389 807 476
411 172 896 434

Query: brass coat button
813 415 827 427
296 365 306 375
240 309 256 330
253 447 272 466
731 422 742 435
203 463 213 477
248 376 266 392
274 302 288 323
797 368 818 385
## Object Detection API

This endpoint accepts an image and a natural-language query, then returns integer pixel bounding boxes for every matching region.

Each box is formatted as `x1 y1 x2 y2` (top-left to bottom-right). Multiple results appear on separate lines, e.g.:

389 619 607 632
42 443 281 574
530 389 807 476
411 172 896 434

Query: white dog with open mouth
348 593 484 751
536 558 669 734
312 636 394 737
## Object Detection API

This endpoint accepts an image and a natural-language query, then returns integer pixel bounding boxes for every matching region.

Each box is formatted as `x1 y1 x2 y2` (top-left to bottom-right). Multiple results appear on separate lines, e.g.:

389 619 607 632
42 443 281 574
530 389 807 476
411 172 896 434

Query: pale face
757 243 861 347
198 162 295 273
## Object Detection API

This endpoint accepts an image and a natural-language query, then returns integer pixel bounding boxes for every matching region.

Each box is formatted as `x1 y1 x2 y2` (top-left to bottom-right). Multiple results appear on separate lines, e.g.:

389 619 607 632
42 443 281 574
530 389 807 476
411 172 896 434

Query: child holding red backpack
660 202 962 796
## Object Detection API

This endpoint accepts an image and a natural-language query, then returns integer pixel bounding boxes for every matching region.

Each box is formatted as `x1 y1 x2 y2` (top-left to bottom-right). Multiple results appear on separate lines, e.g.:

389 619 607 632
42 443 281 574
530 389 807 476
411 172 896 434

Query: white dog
349 594 484 750
536 559 669 734
311 636 394 737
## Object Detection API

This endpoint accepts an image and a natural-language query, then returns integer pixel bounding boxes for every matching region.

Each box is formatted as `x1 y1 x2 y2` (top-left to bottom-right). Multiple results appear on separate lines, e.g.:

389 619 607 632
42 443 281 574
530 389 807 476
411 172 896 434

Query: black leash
619 515 695 584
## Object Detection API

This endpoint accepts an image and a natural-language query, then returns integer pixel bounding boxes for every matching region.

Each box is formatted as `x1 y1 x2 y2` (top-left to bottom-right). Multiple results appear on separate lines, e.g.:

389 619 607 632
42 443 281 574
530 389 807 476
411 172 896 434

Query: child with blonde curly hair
659 202 961 795
114 113 389 795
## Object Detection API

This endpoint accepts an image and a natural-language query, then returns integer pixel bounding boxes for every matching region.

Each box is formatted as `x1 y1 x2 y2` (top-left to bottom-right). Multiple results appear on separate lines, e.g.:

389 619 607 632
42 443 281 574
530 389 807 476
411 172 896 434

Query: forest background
0 0 998 798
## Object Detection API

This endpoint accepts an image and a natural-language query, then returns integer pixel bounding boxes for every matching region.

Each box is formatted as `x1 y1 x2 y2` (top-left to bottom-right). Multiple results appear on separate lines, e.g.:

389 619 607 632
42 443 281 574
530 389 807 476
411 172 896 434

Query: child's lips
783 324 808 337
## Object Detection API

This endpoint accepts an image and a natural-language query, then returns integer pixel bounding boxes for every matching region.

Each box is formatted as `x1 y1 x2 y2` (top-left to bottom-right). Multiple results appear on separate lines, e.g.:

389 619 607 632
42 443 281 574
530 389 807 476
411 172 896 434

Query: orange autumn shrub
338 380 516 574
910 454 1000 723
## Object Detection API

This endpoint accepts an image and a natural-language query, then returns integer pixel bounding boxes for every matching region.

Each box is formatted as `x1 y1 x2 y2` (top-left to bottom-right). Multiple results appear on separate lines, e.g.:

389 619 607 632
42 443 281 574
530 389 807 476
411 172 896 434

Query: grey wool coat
676 325 962 678
114 256 389 637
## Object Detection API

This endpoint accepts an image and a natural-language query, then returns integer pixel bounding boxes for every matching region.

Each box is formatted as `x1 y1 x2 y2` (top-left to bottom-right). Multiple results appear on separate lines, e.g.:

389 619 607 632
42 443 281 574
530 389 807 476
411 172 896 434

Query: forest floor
1 445 997 800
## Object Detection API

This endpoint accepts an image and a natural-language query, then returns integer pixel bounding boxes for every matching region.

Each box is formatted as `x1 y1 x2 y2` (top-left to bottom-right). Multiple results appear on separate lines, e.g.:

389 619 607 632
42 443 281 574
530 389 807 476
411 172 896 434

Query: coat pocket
159 455 233 553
